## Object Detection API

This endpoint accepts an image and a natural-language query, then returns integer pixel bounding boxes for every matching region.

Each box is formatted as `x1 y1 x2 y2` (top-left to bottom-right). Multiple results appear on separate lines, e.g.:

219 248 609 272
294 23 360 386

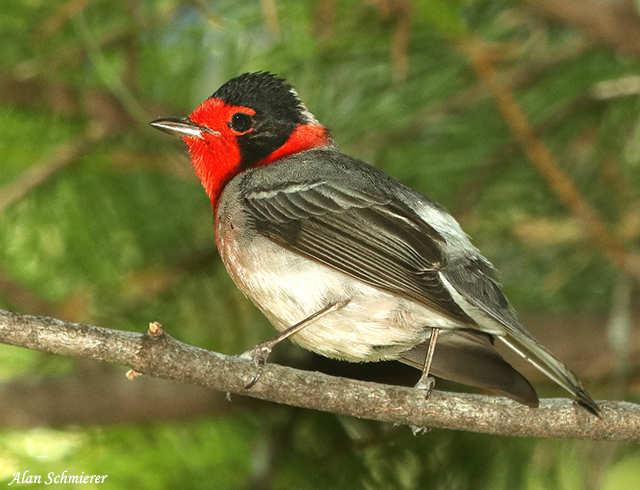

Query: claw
414 376 436 400
410 425 431 436
241 343 273 389
245 371 262 390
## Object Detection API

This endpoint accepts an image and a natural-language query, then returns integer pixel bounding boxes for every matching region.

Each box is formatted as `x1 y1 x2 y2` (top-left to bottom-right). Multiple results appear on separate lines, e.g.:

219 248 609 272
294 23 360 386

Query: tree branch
0 309 638 441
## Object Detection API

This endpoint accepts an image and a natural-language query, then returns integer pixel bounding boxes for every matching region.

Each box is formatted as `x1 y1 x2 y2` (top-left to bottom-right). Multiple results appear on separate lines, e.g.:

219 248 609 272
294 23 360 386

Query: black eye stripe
230 112 253 133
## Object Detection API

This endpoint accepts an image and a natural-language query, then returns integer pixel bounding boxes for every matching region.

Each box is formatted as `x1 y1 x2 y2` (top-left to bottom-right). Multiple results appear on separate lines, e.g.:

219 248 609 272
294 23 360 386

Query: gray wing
444 257 521 330
242 179 475 325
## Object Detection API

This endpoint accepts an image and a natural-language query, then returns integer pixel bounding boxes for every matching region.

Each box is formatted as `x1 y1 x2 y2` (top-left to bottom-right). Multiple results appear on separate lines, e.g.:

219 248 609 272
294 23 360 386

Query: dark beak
150 117 205 139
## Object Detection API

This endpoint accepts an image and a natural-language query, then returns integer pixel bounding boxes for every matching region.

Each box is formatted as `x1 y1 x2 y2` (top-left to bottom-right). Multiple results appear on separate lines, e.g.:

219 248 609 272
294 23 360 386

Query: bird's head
151 72 332 204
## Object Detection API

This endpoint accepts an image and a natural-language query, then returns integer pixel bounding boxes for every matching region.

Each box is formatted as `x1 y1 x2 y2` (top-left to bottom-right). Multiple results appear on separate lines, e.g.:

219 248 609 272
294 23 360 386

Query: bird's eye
229 112 253 133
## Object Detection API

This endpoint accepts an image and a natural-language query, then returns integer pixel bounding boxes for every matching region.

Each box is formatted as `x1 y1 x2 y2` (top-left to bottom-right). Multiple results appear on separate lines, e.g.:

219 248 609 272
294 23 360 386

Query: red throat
183 98 331 207
184 134 241 207
257 123 331 166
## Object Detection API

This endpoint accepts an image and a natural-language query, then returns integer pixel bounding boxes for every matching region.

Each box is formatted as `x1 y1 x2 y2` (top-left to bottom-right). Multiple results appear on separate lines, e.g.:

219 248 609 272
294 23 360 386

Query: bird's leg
414 327 440 399
241 300 350 389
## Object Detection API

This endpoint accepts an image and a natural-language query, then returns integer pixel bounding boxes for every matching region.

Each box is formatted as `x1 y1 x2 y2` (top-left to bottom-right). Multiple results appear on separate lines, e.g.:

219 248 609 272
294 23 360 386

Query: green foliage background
0 0 638 488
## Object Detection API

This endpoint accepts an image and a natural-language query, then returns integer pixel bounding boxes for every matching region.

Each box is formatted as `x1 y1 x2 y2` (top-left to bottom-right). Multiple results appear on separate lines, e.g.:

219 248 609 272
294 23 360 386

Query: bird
150 71 599 415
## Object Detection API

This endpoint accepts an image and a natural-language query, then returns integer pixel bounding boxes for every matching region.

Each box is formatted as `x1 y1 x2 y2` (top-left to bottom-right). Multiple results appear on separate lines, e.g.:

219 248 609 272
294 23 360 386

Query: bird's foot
238 301 351 389
414 376 436 401
409 377 435 434
240 343 273 389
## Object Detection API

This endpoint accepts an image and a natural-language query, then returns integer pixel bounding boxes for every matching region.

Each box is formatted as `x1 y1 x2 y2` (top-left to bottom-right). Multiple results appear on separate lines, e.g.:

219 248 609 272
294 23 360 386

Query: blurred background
1 0 639 488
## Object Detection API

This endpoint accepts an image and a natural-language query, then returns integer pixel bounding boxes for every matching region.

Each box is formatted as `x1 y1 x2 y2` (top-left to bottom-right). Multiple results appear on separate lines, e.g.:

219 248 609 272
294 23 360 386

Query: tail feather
497 330 600 416
441 259 599 415
399 330 539 407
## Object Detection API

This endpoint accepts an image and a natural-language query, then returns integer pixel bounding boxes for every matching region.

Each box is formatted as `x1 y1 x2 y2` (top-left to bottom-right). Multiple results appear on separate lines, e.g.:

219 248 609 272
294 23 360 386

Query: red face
182 98 256 204
182 97 331 206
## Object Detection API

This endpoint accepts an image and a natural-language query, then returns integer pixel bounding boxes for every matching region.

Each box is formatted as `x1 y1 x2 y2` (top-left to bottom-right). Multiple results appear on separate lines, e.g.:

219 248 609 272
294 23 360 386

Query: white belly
215 214 461 362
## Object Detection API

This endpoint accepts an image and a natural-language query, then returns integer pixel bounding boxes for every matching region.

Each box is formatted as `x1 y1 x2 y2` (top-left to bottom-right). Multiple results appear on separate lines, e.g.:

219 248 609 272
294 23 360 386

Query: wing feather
244 180 472 323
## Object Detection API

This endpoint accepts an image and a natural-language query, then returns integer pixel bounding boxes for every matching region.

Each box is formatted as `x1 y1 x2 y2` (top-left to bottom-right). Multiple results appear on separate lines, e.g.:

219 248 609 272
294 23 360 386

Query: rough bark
0 308 638 441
